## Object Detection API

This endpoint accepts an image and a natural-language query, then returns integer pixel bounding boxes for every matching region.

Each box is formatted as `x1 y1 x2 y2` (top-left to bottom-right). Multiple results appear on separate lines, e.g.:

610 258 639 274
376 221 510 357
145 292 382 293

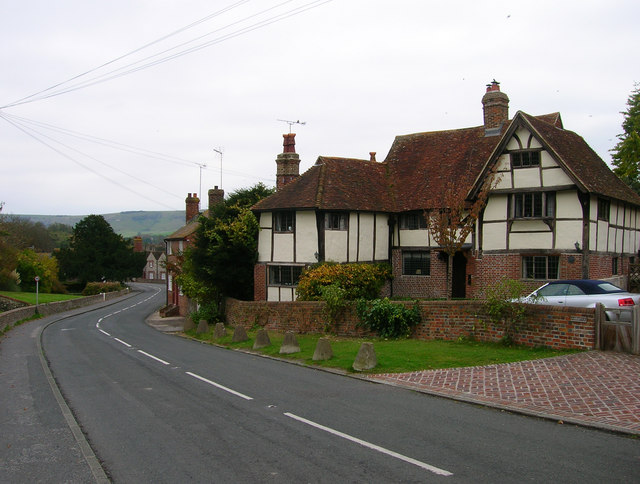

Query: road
6 283 640 482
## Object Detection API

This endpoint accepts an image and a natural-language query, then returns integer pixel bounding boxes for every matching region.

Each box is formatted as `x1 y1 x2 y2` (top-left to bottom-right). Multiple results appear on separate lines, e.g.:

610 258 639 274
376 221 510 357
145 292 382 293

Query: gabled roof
164 209 209 241
252 157 395 212
254 111 640 214
521 113 640 205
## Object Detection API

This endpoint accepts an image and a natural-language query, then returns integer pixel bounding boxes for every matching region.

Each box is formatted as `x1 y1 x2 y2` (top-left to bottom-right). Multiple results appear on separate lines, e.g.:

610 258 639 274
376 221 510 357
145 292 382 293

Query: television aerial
277 119 306 133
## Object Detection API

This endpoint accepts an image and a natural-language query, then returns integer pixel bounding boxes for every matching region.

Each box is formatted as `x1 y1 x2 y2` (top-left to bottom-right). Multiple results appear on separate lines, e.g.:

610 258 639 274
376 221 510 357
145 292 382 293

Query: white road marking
99 329 111 337
284 412 453 477
186 371 253 401
138 350 170 365
114 338 132 348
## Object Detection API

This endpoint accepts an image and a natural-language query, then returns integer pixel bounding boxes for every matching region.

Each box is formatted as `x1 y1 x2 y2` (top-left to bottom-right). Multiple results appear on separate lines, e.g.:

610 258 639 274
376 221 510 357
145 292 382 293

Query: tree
425 167 500 299
16 248 64 293
176 184 275 310
56 215 146 286
612 83 640 194
0 203 20 290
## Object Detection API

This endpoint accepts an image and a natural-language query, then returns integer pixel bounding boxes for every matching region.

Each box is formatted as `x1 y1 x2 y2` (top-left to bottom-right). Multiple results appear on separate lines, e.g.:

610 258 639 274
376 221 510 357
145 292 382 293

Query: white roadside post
34 276 40 314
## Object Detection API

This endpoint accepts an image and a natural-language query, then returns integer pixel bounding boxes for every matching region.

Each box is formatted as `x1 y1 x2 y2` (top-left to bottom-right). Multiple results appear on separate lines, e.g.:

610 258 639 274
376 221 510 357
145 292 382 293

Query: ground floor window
403 251 430 275
522 255 559 279
269 265 303 286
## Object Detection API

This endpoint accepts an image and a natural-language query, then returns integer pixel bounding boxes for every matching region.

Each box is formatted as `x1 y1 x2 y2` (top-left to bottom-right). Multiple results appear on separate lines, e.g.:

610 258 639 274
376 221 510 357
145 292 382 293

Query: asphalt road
4 283 639 483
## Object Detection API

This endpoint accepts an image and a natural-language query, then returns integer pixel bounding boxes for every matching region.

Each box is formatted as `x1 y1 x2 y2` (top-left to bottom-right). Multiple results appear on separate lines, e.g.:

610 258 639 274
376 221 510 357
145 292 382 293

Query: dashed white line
138 350 170 366
186 371 253 401
284 412 453 477
99 329 111 337
114 338 132 348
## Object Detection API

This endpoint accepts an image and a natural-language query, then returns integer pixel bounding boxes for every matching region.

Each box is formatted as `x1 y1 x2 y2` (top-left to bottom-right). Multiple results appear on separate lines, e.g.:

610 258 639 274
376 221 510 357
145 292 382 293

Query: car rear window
594 282 624 294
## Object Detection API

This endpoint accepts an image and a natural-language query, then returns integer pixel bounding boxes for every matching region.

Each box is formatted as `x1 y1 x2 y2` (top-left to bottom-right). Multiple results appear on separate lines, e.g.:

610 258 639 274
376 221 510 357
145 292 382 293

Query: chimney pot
369 152 377 162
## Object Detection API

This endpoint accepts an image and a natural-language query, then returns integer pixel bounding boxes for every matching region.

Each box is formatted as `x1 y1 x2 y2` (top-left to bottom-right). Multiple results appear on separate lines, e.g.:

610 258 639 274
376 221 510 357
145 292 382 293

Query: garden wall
224 298 596 350
0 289 130 333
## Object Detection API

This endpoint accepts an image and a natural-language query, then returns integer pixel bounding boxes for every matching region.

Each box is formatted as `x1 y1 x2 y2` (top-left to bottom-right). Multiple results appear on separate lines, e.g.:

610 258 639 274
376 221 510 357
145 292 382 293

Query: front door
452 251 467 298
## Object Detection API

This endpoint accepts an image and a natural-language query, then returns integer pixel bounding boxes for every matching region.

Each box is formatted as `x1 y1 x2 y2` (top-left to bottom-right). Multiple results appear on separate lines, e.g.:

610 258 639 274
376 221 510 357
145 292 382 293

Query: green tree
0 203 20 290
612 83 640 194
16 248 64 293
56 215 146 285
176 184 275 307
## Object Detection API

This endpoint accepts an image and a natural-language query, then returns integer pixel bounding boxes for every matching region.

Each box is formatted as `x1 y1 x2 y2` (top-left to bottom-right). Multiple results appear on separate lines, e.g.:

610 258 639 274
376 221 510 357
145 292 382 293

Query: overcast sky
1 0 639 216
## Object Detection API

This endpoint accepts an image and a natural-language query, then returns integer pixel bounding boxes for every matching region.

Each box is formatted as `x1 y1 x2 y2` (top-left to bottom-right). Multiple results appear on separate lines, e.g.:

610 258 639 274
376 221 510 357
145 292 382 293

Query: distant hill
18 211 186 238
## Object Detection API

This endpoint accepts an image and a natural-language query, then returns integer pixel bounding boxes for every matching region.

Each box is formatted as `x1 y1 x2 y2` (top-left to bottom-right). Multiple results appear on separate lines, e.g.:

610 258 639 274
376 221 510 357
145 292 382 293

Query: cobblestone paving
368 351 640 434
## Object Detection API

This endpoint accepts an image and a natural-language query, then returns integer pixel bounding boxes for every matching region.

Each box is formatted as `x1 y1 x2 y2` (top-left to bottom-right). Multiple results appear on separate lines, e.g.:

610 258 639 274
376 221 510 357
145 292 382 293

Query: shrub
482 279 533 345
189 301 220 325
356 298 421 339
296 263 391 301
82 282 123 296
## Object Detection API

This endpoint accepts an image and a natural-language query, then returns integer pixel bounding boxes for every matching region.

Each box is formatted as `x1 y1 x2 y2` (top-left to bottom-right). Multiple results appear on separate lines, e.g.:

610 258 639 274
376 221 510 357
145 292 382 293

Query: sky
1 0 639 216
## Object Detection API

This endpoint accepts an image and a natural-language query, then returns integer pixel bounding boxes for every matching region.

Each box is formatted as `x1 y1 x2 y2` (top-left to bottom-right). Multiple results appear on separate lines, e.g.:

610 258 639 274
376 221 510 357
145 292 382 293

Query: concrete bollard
312 337 333 361
279 331 301 354
353 342 377 371
232 325 248 342
253 328 271 349
183 318 196 332
213 322 226 339
196 319 209 334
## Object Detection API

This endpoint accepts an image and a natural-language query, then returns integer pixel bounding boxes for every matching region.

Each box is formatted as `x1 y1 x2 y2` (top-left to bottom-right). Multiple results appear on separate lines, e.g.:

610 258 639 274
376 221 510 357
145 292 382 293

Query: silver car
524 279 640 321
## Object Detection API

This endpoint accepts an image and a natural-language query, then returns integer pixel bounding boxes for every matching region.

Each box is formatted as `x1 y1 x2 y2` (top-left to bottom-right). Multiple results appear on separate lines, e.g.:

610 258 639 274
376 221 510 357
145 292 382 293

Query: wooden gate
595 304 640 354
629 263 640 292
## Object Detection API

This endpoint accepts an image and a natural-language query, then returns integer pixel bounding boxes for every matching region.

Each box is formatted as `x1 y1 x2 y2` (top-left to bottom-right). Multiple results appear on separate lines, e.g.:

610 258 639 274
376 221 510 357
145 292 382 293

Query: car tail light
618 298 635 306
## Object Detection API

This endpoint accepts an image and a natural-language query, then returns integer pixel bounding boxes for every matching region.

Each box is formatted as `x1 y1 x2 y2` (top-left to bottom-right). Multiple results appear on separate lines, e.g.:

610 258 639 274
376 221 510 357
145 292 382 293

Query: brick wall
254 263 267 301
225 298 596 350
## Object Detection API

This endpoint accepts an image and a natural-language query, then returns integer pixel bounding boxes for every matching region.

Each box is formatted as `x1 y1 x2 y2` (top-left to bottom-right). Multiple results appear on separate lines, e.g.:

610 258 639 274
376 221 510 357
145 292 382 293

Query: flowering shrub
296 263 392 301
82 282 124 295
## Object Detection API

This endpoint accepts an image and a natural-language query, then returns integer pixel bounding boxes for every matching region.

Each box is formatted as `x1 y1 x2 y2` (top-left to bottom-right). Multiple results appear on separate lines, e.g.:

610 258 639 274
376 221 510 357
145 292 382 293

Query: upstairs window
402 251 430 275
513 192 555 219
511 150 541 168
269 265 302 286
522 255 559 279
597 198 610 222
325 212 348 230
399 212 427 230
274 211 295 232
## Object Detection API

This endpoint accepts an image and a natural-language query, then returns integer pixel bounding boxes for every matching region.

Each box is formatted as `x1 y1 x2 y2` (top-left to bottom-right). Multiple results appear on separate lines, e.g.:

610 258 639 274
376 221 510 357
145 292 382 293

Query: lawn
0 291 82 305
185 327 579 374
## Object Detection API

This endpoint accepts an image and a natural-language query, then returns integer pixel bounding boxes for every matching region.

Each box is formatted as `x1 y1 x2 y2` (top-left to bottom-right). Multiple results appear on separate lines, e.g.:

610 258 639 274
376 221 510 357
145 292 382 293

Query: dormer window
511 150 541 168
274 211 295 232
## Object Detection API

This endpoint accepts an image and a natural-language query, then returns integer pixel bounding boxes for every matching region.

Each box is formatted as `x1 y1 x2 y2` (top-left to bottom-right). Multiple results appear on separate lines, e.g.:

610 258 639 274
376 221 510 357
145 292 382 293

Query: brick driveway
368 351 640 435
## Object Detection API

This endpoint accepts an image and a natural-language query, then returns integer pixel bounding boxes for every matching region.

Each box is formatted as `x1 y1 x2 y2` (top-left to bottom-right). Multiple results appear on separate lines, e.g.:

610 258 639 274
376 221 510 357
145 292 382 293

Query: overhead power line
1 0 333 109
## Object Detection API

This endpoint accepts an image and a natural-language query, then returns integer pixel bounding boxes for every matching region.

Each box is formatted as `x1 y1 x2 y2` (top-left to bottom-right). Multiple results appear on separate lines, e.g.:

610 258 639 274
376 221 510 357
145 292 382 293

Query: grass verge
185 327 580 374
0 291 82 305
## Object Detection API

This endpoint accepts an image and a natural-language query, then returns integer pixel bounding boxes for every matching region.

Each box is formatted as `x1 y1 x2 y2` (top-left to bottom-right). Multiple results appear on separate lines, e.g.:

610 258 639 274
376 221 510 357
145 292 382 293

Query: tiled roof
164 209 209 240
253 112 640 213
522 113 640 205
253 157 395 212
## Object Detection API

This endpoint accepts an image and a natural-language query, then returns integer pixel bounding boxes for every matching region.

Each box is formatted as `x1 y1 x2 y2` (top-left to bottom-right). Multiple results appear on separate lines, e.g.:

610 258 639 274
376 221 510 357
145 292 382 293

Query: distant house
252 82 640 301
133 236 166 282
164 188 224 316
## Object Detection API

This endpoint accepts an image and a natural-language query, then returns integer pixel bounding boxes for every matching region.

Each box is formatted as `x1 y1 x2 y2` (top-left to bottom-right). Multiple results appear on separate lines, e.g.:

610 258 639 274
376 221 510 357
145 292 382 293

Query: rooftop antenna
213 147 223 188
197 162 207 200
277 119 306 133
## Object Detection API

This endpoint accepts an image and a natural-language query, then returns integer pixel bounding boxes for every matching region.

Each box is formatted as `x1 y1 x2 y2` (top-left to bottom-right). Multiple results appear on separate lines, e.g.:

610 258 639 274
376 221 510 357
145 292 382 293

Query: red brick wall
225 298 596 350
254 263 267 301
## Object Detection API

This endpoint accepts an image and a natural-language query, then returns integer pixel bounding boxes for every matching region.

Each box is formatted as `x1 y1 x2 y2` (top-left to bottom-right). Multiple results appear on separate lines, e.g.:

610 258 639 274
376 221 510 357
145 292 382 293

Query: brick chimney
276 133 300 191
185 193 200 223
133 236 143 252
208 186 224 211
482 80 509 135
